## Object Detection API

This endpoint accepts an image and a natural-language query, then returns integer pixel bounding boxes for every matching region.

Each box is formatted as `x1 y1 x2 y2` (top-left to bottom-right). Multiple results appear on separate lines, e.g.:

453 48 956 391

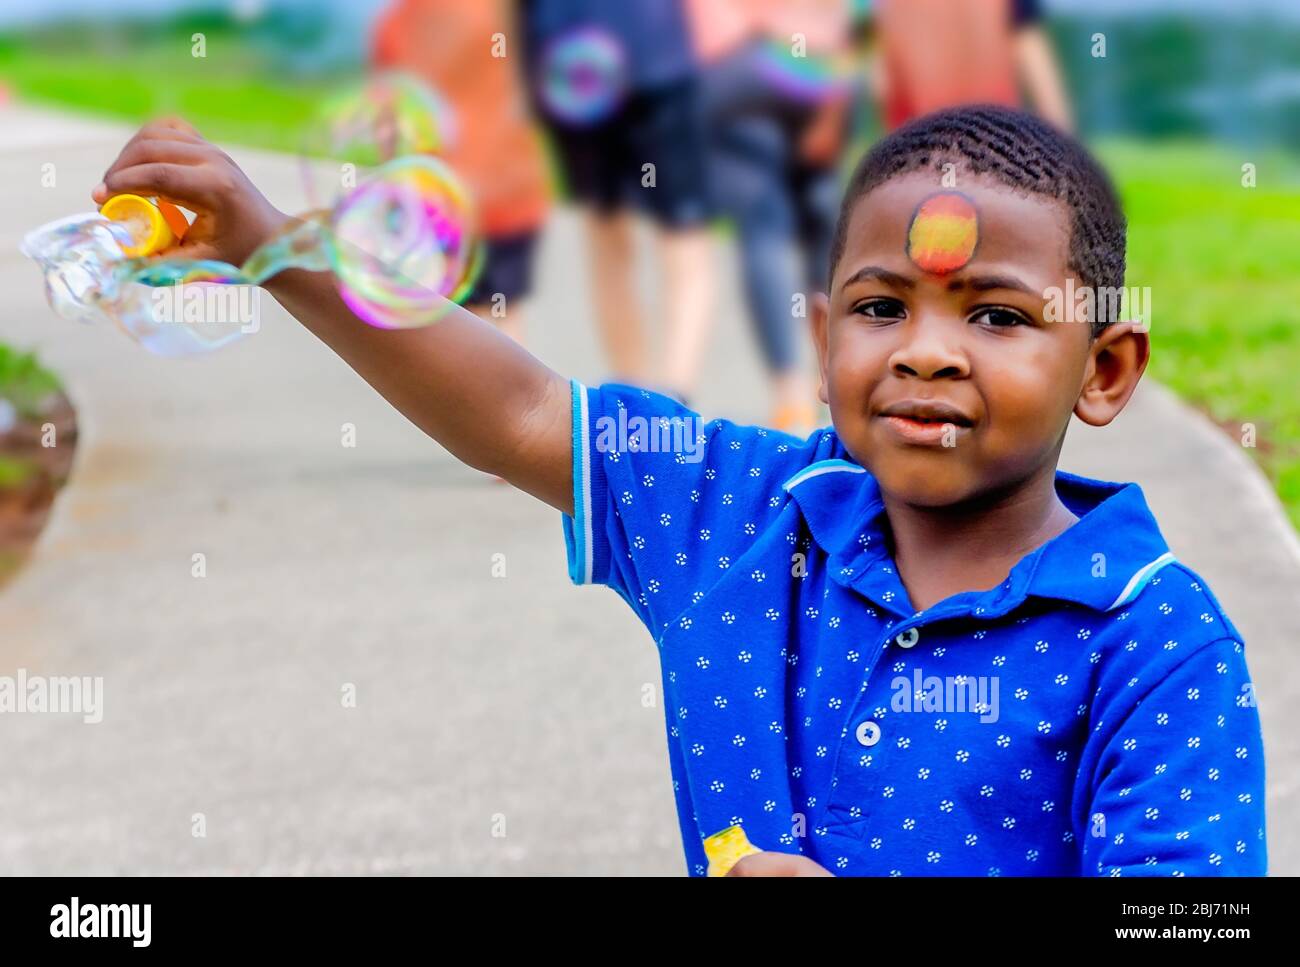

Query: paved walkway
1 104 1296 875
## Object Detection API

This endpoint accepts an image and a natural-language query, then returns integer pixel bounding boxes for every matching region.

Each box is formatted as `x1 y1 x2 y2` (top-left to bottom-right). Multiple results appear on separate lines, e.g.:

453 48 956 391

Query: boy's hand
727 853 834 877
91 117 288 267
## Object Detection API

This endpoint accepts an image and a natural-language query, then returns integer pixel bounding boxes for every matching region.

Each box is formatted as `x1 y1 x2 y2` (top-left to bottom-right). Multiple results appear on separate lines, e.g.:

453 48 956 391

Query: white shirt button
855 720 881 747
895 628 920 649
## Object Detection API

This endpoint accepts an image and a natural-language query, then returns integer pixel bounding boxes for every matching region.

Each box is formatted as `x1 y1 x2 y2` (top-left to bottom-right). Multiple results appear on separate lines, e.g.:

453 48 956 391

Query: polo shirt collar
783 457 1174 618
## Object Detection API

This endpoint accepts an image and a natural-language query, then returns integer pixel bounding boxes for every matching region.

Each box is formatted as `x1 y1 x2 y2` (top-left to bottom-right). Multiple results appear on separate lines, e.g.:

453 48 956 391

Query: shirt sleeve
562 380 819 638
1081 637 1267 876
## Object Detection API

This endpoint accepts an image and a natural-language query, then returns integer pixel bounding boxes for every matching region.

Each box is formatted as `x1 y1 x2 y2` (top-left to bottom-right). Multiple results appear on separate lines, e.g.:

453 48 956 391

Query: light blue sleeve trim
782 458 867 492
1104 550 1178 611
562 379 592 585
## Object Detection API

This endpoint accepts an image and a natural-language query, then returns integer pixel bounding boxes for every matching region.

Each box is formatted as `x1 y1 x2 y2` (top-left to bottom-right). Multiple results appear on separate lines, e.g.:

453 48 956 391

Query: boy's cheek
985 363 1075 432
825 372 876 442
825 340 884 409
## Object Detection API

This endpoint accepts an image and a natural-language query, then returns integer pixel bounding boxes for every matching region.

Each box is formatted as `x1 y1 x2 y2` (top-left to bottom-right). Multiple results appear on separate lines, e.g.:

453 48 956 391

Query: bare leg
585 209 648 383
658 225 716 399
770 367 819 435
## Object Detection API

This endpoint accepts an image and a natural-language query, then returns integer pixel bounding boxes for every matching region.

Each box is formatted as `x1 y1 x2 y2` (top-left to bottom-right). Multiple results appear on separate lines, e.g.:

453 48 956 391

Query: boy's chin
871 463 990 510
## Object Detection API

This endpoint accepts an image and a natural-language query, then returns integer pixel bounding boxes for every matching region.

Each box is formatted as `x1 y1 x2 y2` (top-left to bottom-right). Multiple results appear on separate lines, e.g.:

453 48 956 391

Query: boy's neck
882 463 1079 614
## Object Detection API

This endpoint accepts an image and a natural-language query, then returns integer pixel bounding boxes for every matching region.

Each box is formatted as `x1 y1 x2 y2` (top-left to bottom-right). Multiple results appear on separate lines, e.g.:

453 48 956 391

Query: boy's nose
887 314 970 381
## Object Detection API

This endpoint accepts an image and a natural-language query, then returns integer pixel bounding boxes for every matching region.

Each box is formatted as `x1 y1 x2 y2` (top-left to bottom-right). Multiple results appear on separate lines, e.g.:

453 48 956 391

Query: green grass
0 456 39 489
3 30 1299 531
1097 141 1300 529
0 23 352 155
0 344 63 420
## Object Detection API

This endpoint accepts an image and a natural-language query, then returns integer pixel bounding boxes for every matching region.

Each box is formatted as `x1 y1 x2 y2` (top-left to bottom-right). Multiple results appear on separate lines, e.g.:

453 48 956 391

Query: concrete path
1 104 1296 875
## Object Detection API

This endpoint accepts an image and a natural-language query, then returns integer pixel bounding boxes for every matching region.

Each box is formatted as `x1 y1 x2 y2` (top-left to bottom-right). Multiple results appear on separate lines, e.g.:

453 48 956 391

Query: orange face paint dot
907 191 979 275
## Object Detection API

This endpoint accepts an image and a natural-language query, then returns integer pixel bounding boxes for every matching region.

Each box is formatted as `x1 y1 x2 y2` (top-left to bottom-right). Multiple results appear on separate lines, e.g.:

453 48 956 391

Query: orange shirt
372 0 549 237
876 0 1020 130
686 0 850 64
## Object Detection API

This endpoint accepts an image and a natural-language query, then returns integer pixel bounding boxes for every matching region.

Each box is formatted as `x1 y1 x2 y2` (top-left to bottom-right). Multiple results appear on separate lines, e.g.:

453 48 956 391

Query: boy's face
812 172 1147 508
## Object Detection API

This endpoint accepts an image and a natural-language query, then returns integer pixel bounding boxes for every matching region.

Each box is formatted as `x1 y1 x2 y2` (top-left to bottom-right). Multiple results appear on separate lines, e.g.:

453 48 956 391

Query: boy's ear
1074 320 1150 427
811 292 831 405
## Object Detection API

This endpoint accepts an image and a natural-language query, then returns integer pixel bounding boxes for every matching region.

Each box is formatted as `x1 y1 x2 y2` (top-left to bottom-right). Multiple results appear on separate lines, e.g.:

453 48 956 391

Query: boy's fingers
96 133 204 203
101 163 221 211
152 115 203 138
105 139 215 179
100 118 208 179
129 117 205 147
111 121 205 165
727 852 833 876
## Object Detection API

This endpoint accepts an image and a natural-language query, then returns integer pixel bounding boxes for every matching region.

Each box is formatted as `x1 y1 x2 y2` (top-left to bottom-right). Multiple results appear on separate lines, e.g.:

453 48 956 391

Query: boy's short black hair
829 105 1127 335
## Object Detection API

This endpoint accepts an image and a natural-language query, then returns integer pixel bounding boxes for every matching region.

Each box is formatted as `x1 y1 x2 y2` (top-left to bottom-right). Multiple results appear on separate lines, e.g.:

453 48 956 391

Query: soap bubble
301 71 457 207
20 214 254 356
539 25 628 126
24 125 481 353
20 213 141 326
326 155 482 329
753 40 851 103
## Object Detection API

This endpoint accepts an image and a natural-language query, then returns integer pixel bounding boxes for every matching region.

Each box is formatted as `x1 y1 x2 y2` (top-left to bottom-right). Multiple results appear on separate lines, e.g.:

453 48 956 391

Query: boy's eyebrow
948 273 1038 296
840 265 915 291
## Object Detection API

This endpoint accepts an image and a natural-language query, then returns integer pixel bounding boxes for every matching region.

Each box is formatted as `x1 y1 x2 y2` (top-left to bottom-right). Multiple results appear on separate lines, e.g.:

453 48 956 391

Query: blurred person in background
523 0 716 402
373 0 550 344
690 0 859 434
869 0 1073 132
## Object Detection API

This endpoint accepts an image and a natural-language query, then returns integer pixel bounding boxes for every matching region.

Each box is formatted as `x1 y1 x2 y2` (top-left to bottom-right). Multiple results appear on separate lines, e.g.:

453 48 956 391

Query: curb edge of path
1145 380 1300 569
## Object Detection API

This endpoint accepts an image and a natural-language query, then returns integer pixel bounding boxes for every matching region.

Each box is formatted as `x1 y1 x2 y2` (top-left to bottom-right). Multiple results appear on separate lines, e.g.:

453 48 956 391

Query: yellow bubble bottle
99 194 188 257
703 825 762 877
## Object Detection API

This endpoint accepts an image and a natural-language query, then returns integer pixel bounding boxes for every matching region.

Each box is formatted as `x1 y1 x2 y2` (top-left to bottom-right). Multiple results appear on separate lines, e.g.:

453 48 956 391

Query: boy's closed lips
876 398 975 446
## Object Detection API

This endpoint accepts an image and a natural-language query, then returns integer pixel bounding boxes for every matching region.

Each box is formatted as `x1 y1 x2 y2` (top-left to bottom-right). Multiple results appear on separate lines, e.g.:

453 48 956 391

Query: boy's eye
853 298 906 320
971 306 1031 328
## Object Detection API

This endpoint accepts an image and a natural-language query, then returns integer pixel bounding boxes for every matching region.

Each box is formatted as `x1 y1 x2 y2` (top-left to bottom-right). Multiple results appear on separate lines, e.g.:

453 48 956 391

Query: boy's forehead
837 173 1071 287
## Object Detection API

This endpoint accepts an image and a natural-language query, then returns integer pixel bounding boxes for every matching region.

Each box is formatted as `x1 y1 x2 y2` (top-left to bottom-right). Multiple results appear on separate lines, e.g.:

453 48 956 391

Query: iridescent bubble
539 25 628 126
326 155 482 329
24 152 481 353
20 213 140 326
300 71 457 207
753 40 851 103
110 287 252 357
21 212 254 356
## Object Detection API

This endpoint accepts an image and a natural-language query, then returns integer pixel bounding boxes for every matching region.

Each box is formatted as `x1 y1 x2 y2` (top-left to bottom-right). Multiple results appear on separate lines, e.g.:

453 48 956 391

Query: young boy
92 105 1266 876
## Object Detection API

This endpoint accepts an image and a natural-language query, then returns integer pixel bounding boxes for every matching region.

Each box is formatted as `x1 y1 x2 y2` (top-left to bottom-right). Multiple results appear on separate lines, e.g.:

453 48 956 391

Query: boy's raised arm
93 119 574 513
268 270 573 511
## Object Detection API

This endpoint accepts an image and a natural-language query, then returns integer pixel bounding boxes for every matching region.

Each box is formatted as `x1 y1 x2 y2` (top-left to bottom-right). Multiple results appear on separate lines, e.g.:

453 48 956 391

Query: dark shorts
545 79 714 228
463 231 540 306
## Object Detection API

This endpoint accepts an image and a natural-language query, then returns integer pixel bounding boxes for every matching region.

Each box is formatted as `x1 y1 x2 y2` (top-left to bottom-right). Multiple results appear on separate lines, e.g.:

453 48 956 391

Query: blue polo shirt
562 382 1268 876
